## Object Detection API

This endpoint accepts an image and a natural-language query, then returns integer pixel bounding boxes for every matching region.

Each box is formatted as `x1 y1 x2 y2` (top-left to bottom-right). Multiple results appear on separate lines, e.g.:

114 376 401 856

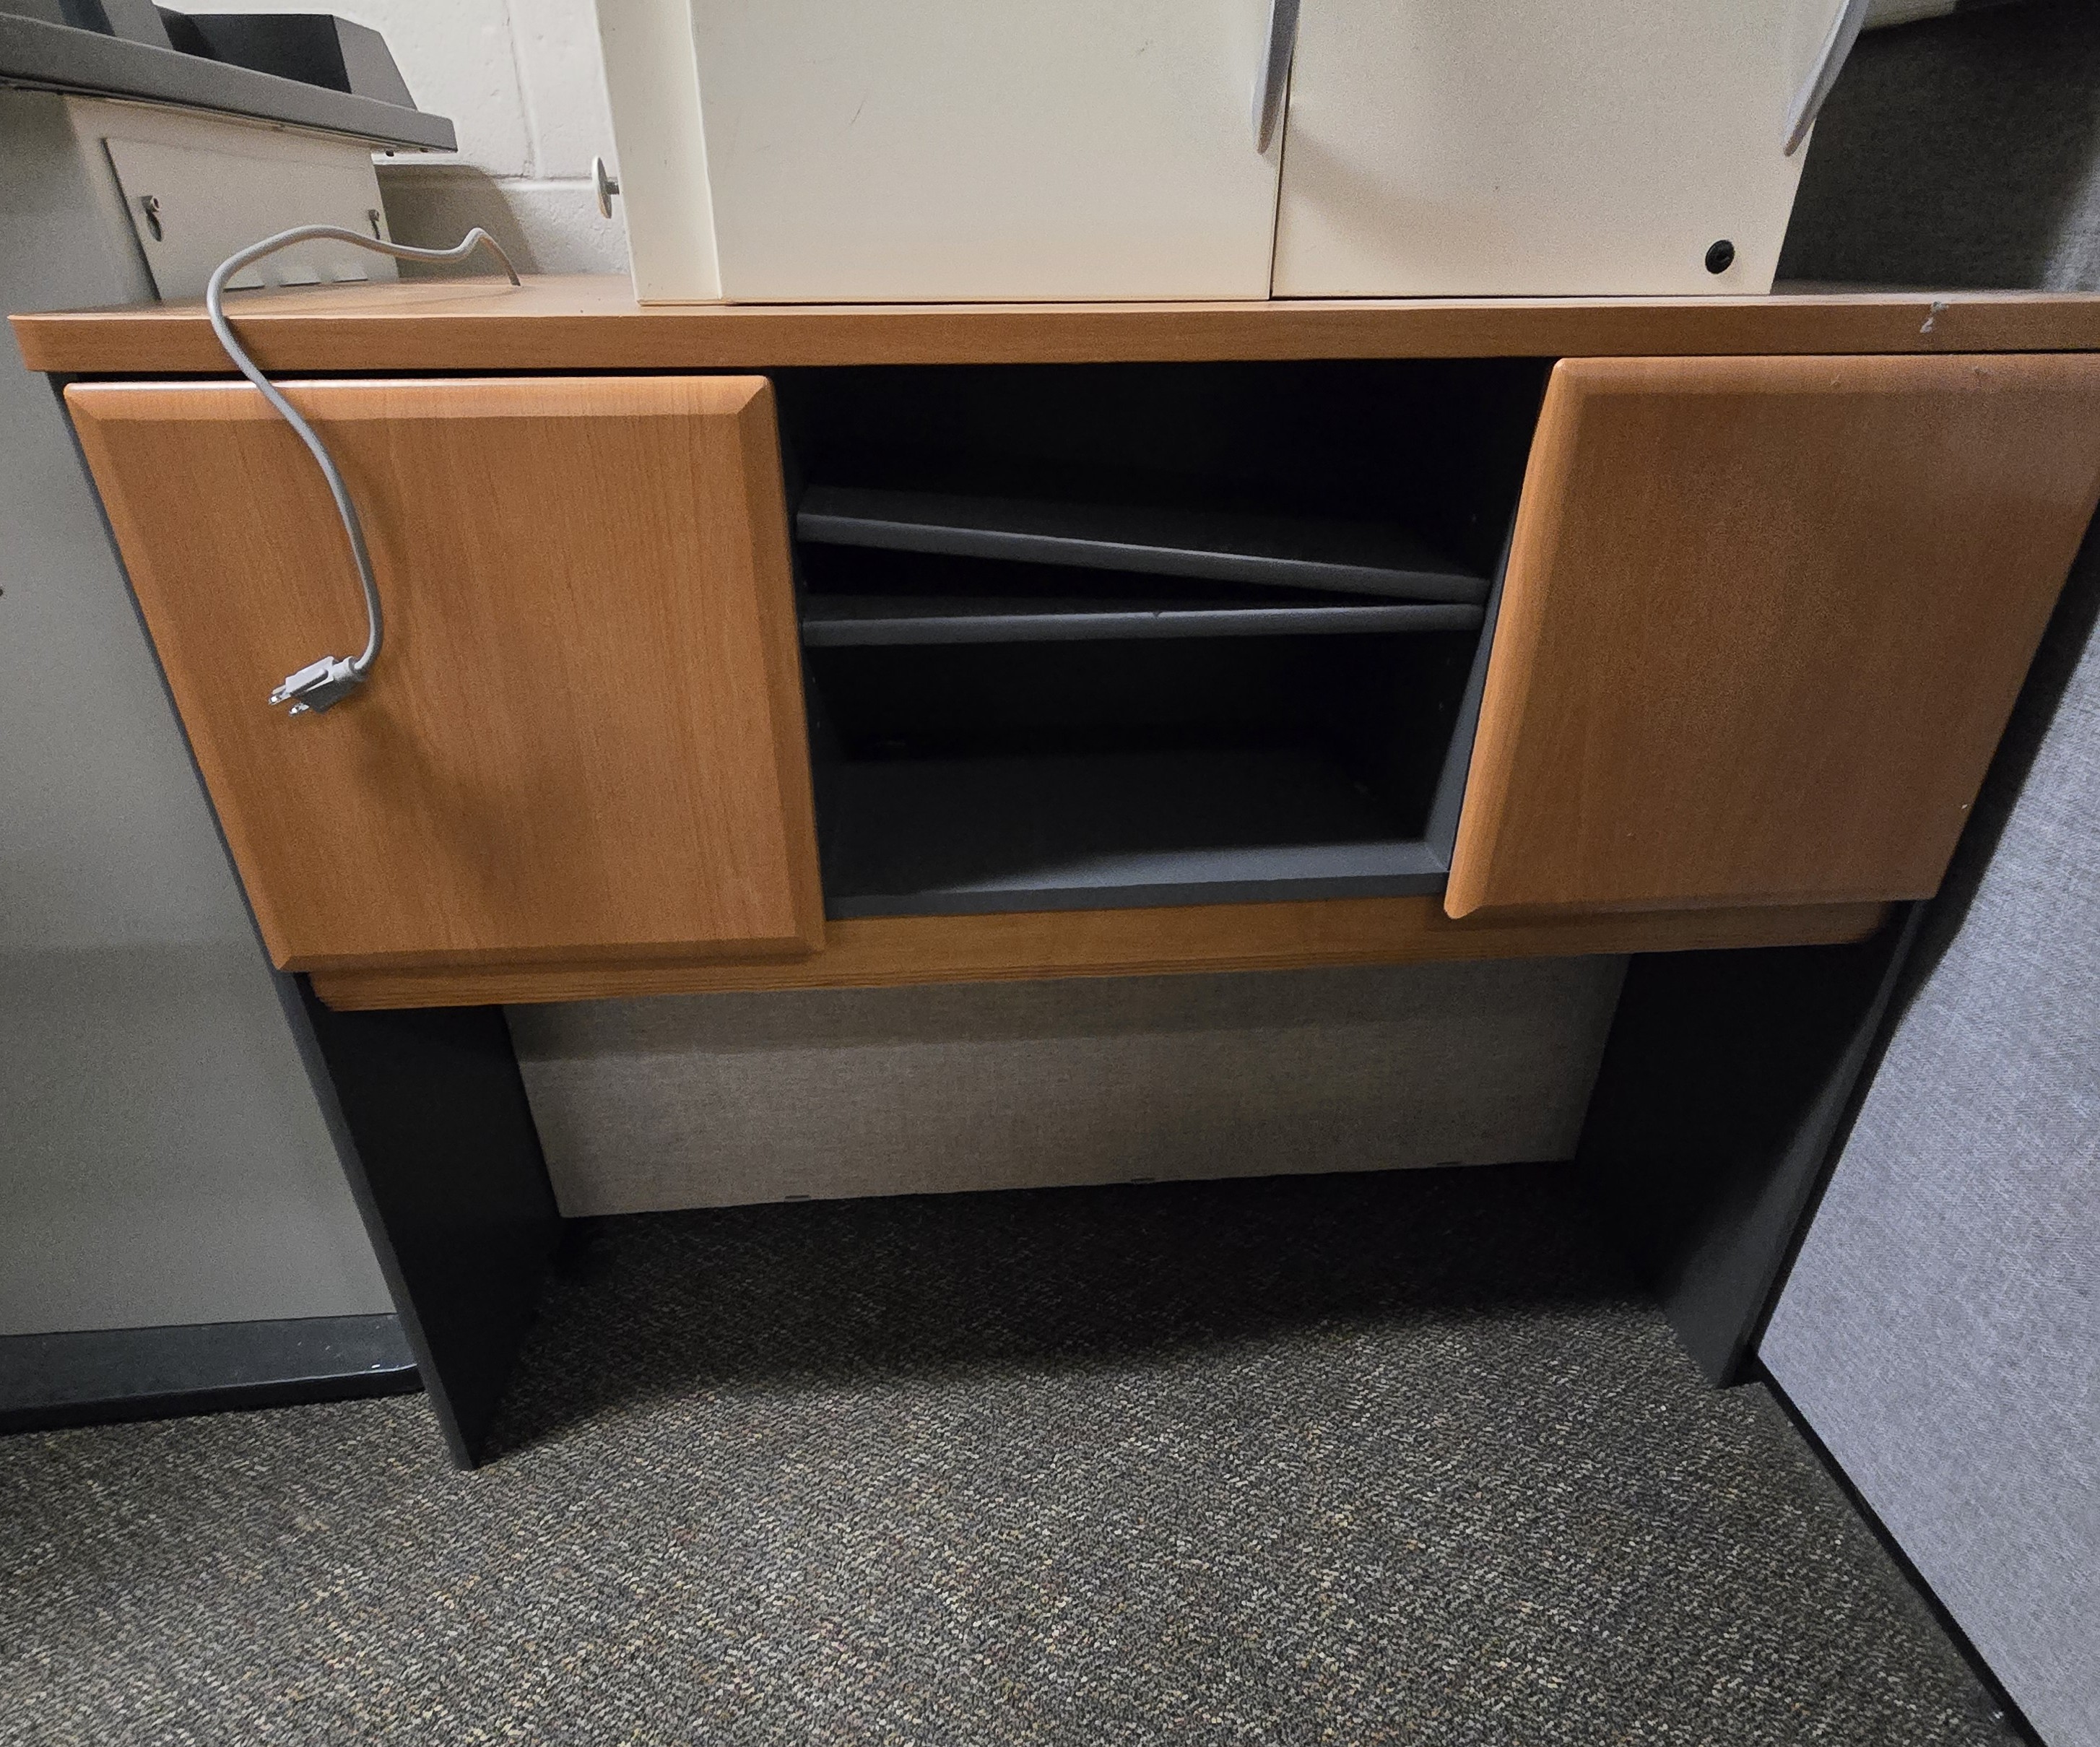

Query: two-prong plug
269 654 364 716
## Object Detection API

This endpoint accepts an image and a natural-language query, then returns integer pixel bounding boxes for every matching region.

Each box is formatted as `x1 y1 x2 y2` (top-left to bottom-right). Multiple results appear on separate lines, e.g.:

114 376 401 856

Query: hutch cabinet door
69 376 822 971
1446 353 2100 919
1272 0 1842 297
666 0 1281 301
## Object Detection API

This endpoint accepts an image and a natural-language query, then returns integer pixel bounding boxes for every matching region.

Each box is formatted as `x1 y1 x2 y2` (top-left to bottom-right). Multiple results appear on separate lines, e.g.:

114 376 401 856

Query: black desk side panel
1579 906 1922 1385
295 987 560 1467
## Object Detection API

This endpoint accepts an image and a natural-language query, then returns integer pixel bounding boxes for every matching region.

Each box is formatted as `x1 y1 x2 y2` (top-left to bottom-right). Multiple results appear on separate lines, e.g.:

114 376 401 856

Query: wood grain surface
308 896 1888 1010
1446 352 2100 919
69 376 823 969
17 275 2100 376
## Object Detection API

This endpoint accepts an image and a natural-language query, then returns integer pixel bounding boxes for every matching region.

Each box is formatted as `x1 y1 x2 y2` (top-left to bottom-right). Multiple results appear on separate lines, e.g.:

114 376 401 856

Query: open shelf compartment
772 358 1549 917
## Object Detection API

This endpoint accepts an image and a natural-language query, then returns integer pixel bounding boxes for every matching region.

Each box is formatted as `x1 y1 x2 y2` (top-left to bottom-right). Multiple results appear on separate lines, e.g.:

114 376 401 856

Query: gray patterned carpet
1 1165 2023 1745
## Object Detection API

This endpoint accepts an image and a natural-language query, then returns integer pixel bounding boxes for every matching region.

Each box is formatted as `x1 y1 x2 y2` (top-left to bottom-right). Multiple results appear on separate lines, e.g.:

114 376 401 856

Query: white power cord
204 225 521 715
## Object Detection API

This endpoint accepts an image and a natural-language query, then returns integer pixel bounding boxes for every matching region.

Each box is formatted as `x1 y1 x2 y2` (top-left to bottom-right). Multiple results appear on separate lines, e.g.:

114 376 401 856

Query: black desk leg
1579 904 1925 1385
295 984 562 1467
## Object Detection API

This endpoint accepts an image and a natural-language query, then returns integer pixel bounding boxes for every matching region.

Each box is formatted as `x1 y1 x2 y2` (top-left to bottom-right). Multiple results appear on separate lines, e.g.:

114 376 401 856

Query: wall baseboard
0 1313 417 1435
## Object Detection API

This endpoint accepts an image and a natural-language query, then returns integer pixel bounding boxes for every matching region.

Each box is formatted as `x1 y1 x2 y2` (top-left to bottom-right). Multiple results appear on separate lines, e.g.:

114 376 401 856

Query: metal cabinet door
609 0 1282 302
1272 0 1845 296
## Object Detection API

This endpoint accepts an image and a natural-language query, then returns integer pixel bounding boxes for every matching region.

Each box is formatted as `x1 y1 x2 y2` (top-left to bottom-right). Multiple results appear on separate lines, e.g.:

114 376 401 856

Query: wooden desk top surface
16 274 2100 376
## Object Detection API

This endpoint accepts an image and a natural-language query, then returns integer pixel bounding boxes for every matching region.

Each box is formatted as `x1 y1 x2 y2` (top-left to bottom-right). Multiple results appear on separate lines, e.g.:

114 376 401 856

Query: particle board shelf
795 487 1488 603
799 595 1482 646
17 276 2100 376
819 748 1452 916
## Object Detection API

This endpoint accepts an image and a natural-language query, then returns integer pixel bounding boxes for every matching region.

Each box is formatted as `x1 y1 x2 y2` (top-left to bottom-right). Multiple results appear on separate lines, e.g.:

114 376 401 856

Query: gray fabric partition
511 958 1627 1215
1777 0 2100 291
1761 530 2100 1747
1766 16 2100 1738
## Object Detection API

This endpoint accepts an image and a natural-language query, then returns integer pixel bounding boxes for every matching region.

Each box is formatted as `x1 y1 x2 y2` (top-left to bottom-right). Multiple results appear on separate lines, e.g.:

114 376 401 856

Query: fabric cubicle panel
1761 530 2100 1747
510 958 1627 1215
1763 11 2100 1742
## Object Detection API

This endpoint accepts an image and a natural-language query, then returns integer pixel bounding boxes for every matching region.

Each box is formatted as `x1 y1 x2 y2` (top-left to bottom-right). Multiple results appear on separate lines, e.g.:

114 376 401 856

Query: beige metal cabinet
1271 0 1848 297
596 0 1283 303
62 95 394 301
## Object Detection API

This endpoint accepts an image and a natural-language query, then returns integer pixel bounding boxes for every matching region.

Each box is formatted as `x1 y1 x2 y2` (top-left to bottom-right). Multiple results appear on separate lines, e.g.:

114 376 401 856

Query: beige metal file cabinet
596 0 1856 303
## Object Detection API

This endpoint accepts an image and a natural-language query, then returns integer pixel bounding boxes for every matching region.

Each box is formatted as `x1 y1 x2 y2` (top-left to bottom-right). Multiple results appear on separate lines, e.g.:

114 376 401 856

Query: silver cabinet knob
594 155 622 220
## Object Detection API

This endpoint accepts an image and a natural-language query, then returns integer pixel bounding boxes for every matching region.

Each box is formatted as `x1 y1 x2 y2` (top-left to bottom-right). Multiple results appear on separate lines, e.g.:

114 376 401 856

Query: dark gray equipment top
0 2 455 149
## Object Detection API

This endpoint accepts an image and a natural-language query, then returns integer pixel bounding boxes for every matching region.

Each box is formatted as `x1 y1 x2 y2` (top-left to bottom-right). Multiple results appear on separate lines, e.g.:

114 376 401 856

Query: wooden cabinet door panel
1447 353 2100 919
68 376 821 970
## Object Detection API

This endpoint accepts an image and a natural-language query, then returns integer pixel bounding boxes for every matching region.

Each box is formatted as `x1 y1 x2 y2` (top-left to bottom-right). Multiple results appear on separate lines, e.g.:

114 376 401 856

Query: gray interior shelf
797 487 1490 604
800 594 1484 646
820 750 1452 917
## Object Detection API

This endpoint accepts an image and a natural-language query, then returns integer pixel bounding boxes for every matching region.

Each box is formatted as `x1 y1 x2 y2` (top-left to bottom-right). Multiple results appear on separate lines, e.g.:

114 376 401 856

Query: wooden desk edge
17 277 2100 375
307 896 1891 1011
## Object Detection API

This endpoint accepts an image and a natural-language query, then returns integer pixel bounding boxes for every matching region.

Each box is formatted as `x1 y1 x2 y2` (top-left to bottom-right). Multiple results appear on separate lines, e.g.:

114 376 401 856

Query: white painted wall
190 0 630 273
